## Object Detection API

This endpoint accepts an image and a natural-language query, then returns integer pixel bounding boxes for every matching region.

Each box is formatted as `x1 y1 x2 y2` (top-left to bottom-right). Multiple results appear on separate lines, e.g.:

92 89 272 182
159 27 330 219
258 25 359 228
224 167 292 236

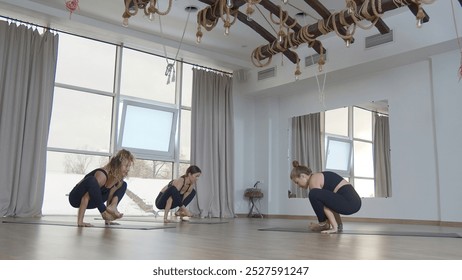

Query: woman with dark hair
68 149 135 227
155 165 201 223
290 160 361 234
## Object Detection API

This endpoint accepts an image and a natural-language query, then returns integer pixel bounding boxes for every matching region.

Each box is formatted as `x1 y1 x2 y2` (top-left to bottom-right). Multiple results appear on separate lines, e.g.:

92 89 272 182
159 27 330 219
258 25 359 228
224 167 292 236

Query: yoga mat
258 227 462 238
1 220 176 230
95 217 229 224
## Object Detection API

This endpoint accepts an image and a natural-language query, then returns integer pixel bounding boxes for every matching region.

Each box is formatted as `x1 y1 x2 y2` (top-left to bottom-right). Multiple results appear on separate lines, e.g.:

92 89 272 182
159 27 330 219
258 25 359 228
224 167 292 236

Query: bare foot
321 228 338 234
101 210 115 222
176 209 192 217
309 222 330 232
106 206 123 219
77 222 93 227
105 221 120 225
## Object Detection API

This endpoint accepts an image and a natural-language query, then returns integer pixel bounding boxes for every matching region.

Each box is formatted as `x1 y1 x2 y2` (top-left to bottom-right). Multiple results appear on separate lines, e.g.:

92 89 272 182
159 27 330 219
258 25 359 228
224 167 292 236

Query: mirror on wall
289 100 391 198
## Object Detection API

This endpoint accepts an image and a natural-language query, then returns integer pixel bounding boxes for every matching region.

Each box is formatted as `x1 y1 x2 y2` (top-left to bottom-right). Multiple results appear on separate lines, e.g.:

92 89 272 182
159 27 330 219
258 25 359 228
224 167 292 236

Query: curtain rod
0 14 54 31
354 105 389 116
0 15 233 76
0 14 119 47
190 64 233 76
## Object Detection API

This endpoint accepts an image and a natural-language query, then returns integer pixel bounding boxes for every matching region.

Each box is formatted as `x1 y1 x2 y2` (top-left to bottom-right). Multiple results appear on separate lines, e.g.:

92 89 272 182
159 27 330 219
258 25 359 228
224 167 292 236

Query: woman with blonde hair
68 149 135 227
290 160 361 234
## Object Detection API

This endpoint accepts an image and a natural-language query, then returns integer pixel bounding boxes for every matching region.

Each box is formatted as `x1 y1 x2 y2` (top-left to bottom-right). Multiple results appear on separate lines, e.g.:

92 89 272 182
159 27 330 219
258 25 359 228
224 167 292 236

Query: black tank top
322 171 344 192
85 168 108 180
84 168 119 189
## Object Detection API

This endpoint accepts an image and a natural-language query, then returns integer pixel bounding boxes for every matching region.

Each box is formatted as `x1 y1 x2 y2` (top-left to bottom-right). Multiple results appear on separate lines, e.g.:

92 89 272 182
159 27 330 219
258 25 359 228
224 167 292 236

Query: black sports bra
321 171 344 192
85 168 118 189
167 177 190 194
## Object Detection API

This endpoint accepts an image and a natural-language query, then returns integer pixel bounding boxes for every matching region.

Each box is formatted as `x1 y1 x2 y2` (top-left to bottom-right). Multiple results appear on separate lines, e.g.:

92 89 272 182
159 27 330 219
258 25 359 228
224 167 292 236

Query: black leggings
68 176 127 213
155 185 196 210
308 184 361 223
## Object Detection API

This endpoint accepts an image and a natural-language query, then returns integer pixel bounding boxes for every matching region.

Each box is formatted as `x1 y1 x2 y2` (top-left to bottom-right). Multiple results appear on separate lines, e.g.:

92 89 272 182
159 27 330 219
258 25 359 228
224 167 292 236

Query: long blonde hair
289 160 312 180
104 149 135 181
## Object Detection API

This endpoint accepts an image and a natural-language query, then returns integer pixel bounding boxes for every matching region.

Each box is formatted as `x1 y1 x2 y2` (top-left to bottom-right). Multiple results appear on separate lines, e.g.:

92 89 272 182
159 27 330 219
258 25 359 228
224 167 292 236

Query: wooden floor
1 215 462 260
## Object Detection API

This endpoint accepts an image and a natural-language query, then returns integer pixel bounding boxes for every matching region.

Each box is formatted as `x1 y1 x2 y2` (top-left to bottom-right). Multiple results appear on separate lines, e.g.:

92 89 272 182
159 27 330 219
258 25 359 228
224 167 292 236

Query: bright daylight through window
43 32 194 216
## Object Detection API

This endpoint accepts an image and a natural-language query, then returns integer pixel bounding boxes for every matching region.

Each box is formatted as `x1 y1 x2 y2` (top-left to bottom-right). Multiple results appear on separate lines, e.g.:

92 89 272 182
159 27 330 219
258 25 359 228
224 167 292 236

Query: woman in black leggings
155 165 201 223
290 160 361 234
68 149 135 227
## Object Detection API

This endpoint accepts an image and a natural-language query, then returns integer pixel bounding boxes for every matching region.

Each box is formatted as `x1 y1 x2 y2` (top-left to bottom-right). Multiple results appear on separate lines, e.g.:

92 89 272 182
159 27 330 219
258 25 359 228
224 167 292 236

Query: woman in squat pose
290 160 361 234
68 149 135 227
155 165 201 223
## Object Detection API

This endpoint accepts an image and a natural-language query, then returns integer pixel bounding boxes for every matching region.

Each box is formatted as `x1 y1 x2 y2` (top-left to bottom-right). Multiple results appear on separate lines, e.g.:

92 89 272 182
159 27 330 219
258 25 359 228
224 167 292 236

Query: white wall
431 50 462 222
233 49 462 223
237 1 458 96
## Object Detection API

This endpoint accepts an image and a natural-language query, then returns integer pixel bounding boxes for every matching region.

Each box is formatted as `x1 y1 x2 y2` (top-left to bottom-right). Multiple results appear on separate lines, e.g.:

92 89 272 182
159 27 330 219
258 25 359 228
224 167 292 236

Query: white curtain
190 68 235 218
290 113 322 197
374 114 392 197
0 21 59 217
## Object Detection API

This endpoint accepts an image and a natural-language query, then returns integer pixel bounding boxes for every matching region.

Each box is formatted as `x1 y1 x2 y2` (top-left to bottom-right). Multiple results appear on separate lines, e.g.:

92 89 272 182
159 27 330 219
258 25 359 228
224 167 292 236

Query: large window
43 32 196 216
324 106 375 197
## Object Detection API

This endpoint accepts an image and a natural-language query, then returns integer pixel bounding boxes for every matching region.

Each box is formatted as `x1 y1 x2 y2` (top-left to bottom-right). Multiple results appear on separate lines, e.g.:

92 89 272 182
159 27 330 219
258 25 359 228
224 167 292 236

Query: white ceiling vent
257 66 276 81
365 30 393 49
305 52 327 67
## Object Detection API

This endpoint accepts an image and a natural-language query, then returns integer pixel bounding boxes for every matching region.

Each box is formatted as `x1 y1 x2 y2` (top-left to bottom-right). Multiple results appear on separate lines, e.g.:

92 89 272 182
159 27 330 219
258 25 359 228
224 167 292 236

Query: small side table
244 188 264 218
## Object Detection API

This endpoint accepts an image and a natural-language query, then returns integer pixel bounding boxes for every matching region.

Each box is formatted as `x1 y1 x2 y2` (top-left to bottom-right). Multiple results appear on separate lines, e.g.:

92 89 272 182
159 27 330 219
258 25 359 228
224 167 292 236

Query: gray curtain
0 21 59 217
374 114 392 197
190 68 235 218
290 113 322 198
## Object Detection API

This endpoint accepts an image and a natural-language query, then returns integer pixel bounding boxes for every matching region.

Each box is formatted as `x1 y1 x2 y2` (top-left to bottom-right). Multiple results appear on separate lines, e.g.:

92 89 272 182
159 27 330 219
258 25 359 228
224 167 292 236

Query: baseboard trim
235 214 462 227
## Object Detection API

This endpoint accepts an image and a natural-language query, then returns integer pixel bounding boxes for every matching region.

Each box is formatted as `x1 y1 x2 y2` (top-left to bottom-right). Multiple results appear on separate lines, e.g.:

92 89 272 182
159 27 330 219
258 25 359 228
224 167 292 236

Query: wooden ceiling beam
408 2 430 23
351 0 390 35
258 0 325 57
253 0 430 64
198 0 299 63
303 0 354 44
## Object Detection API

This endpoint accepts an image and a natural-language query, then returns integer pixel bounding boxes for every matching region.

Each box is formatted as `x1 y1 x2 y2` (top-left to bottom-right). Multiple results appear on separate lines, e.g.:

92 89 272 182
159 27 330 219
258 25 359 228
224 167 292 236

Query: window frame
324 135 353 177
117 99 178 161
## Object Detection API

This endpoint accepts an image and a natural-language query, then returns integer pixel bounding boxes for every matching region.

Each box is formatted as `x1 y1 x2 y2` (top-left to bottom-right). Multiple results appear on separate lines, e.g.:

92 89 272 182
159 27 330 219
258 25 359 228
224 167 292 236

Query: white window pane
120 48 175 104
354 107 372 141
354 141 374 177
354 178 375 198
179 163 190 176
124 160 173 215
48 87 112 152
118 102 177 160
43 151 109 215
325 137 352 174
55 33 116 92
182 64 193 107
180 110 191 161
122 106 173 151
325 107 348 136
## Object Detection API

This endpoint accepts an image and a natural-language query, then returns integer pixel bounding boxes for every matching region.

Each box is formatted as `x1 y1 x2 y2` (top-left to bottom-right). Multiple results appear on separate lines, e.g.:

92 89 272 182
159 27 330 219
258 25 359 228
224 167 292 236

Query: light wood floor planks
1 215 462 260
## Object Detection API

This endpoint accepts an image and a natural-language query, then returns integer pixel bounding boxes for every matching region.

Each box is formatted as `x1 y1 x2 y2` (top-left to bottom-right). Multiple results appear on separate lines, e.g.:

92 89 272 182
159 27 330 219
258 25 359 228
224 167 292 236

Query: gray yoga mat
1 219 176 230
258 227 462 238
95 217 229 224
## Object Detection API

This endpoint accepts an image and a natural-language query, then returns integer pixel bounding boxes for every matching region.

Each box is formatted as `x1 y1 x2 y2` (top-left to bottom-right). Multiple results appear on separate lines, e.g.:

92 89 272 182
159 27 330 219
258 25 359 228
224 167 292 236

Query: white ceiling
0 0 409 71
